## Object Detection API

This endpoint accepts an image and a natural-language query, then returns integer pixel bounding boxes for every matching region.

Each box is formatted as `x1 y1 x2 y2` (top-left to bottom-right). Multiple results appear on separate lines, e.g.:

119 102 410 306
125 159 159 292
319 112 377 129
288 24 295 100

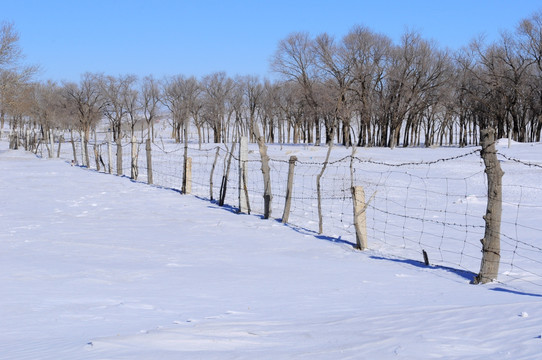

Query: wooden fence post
131 135 138 180
282 156 297 224
25 128 29 151
107 134 112 174
186 157 192 194
239 136 250 214
219 143 236 206
253 125 272 219
317 144 333 234
56 135 63 158
146 138 153 185
182 128 189 194
210 147 220 201
70 130 78 165
80 132 86 167
9 131 16 149
116 137 123 176
94 144 100 171
352 185 368 250
473 128 503 284
49 131 54 158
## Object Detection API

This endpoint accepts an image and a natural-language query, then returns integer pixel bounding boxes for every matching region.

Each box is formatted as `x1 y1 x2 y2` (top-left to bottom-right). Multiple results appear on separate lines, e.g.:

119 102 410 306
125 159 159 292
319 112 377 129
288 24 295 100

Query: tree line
1 11 542 148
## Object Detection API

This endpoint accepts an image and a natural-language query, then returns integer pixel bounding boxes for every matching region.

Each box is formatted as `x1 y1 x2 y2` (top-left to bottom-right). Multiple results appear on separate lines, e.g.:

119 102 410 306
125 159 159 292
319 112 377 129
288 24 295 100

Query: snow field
2 139 542 359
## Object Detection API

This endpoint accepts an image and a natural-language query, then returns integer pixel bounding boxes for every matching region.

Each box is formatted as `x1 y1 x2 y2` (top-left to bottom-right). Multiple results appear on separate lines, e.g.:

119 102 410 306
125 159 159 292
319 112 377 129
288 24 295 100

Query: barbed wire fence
9 129 542 292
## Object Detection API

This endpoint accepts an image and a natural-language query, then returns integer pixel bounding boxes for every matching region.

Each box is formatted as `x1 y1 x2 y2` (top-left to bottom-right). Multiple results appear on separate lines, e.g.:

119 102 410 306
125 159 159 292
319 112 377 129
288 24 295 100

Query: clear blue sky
3 0 542 83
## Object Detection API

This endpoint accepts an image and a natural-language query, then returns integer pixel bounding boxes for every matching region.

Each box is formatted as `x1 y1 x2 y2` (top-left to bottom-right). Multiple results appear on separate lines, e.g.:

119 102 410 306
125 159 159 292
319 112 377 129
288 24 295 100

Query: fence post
210 147 220 201
25 128 29 151
80 131 86 167
146 138 153 185
317 144 333 234
94 144 100 171
282 156 297 224
9 131 16 149
239 136 250 214
219 143 236 206
253 125 272 219
131 135 138 180
182 129 189 194
186 157 192 194
352 185 368 250
57 135 63 158
116 137 123 176
473 128 503 284
107 134 112 174
49 131 54 158
70 130 78 165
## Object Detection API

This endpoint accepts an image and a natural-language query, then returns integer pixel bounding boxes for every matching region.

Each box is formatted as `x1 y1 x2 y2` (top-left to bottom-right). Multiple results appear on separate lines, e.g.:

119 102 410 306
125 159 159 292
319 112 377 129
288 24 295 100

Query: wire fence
9 130 542 293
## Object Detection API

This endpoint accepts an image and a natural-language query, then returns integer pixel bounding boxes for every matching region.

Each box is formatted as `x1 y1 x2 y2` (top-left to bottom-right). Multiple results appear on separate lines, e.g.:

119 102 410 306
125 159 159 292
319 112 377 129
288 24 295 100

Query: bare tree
162 75 201 143
272 32 322 145
0 22 37 136
518 11 542 141
29 81 66 151
140 75 161 141
201 72 233 143
313 32 353 145
123 76 140 139
62 73 104 166
343 26 391 146
100 74 136 141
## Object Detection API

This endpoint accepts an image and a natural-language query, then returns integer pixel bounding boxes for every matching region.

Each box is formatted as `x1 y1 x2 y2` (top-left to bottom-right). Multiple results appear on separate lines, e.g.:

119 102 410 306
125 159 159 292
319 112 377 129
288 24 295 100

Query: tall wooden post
116 137 123 176
56 135 63 158
25 128 29 151
239 136 250 214
70 130 78 165
210 147 220 201
49 131 54 158
186 157 192 194
146 138 153 185
317 144 333 234
473 128 503 284
182 125 189 194
253 125 272 219
131 135 138 180
94 144 100 171
282 156 297 224
80 131 86 167
352 186 368 250
107 134 112 174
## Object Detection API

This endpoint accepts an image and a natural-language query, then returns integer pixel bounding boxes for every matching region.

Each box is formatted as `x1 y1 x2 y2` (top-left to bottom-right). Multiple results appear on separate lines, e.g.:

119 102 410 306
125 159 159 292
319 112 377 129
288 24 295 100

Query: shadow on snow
369 255 478 282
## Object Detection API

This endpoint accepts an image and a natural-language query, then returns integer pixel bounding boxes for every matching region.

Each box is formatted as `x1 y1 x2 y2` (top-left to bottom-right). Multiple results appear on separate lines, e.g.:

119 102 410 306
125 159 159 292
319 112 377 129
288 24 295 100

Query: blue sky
3 0 542 83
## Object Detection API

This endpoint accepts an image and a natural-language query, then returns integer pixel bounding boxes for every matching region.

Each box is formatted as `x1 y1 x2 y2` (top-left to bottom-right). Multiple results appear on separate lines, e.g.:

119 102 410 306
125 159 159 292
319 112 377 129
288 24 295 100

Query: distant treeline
2 11 542 147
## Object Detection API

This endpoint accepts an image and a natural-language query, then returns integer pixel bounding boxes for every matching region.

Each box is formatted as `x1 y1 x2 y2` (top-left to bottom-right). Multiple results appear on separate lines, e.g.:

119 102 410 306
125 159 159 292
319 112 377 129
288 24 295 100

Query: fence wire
23 134 542 293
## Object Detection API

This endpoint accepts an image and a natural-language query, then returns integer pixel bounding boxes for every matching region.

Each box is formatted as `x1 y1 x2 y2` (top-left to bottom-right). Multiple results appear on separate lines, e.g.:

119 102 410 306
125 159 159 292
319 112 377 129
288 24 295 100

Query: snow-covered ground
1 139 542 359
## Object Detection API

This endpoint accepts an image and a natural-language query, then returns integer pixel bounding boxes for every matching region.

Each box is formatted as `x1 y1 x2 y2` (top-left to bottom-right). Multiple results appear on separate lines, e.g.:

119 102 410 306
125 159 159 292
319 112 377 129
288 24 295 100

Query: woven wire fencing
27 133 542 293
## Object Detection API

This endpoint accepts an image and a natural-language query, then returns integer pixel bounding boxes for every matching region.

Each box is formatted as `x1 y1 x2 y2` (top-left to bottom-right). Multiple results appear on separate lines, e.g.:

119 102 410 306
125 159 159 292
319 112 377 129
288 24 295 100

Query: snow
1 139 542 359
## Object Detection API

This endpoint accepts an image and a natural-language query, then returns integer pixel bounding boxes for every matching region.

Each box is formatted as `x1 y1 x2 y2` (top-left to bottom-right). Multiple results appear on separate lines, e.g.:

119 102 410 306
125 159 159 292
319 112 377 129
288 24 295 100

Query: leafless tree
122 77 140 139
272 32 322 145
162 75 201 143
0 22 37 136
140 75 161 141
62 73 104 165
201 72 234 143
518 11 542 141
100 74 136 141
313 32 353 145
